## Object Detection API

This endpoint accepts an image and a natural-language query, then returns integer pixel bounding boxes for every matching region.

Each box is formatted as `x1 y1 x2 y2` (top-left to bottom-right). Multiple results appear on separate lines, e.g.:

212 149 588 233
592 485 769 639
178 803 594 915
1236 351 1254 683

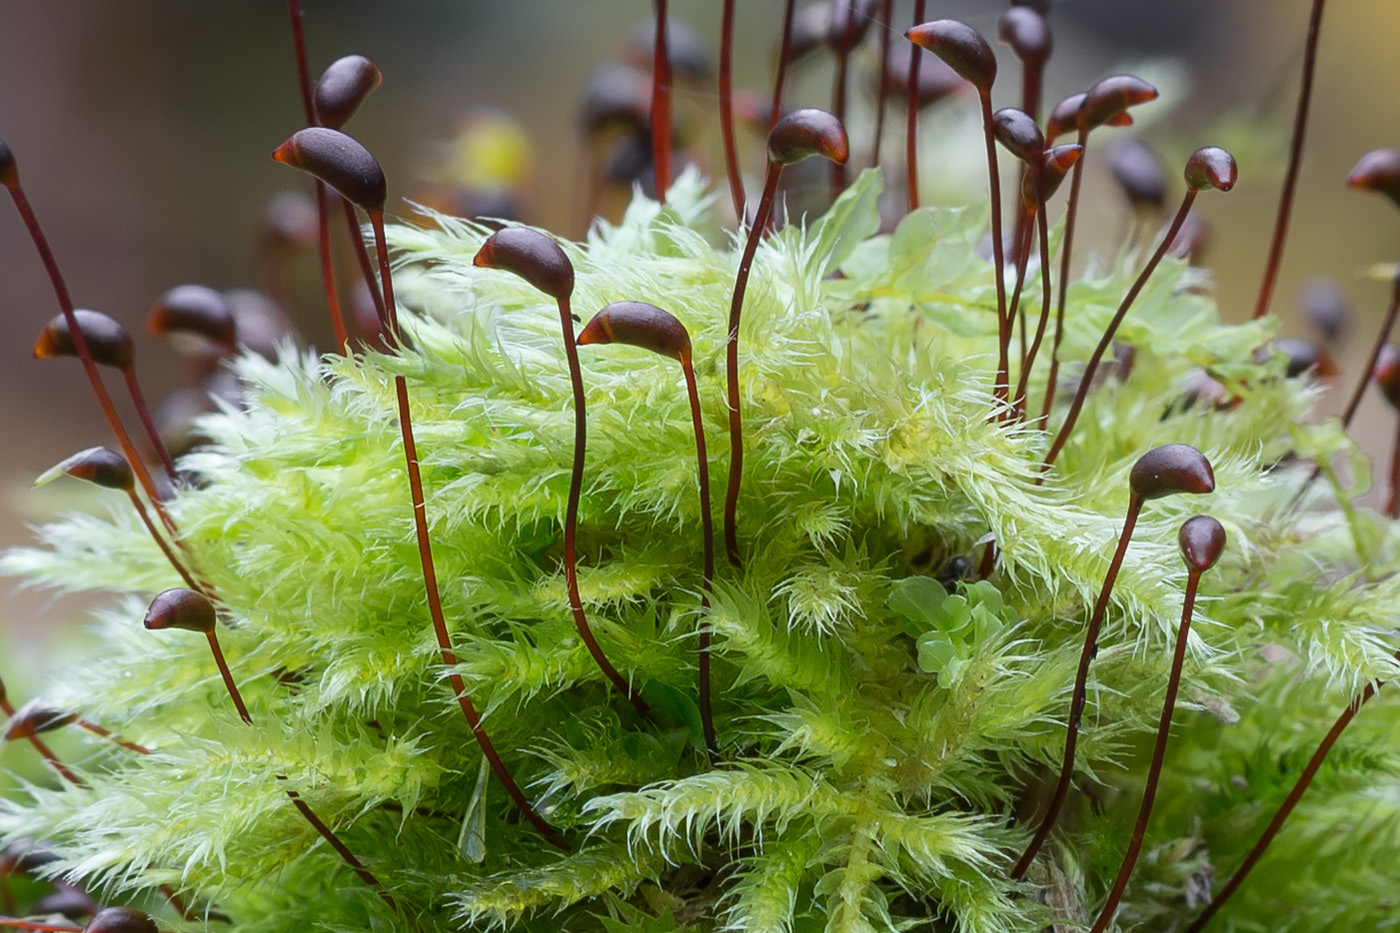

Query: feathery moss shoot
3 5 1400 933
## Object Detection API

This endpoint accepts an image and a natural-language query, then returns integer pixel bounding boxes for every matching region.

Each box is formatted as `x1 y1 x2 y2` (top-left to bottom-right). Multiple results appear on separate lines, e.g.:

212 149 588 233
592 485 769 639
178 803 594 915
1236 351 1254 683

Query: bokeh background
1 0 1398 667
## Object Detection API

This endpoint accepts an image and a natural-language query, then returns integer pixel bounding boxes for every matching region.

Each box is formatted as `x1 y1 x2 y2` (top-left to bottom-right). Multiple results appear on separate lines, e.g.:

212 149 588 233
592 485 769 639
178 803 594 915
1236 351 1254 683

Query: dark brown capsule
1027 144 1083 204
881 44 963 109
579 63 651 137
83 906 160 933
40 447 134 493
148 284 237 351
272 127 386 213
1184 146 1237 192
1079 74 1158 132
906 20 997 92
1374 345 1400 410
1108 137 1167 210
827 0 876 54
1046 92 1086 141
1179 515 1226 574
261 189 318 252
33 309 134 370
0 137 15 187
1346 148 1400 209
768 108 849 166
577 300 691 362
1300 276 1350 343
992 107 1044 163
3 699 77 742
1129 444 1215 500
144 588 217 635
32 887 100 921
473 228 575 303
1266 337 1337 379
997 7 1051 66
313 54 383 130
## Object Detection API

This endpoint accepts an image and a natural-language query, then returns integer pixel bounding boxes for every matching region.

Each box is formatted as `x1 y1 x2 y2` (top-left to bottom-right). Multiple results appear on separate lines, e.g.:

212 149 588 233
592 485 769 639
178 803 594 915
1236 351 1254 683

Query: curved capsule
998 7 1051 66
1079 74 1158 132
272 127 387 212
992 107 1044 163
34 309 134 370
148 284 237 350
1374 344 1400 409
905 19 997 92
144 588 217 635
2 699 77 742
36 446 134 492
1108 137 1167 210
1346 148 1400 209
313 54 383 130
1129 444 1215 500
577 300 691 361
83 907 160 933
768 108 849 166
473 227 575 303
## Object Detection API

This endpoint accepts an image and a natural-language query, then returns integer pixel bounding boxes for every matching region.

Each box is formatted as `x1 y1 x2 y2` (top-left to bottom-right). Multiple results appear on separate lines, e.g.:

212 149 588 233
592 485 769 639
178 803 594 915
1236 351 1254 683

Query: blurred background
1 0 1398 663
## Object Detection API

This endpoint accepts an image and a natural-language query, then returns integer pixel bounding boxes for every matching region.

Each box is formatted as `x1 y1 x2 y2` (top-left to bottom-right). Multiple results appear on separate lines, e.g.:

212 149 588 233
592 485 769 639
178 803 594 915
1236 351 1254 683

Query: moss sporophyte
4 1 1400 931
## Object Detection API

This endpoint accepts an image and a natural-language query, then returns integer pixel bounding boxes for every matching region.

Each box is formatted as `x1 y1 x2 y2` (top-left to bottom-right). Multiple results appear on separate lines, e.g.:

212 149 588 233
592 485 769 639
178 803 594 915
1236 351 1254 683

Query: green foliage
2 166 1399 933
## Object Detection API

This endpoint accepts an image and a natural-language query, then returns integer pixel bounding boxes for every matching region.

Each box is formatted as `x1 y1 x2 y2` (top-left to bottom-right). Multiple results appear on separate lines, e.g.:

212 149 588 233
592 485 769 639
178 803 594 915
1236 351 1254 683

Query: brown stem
1340 284 1400 430
276 776 398 911
682 356 718 762
770 0 797 132
1014 200 1051 419
0 919 81 933
1043 191 1197 470
1251 0 1327 320
650 0 672 203
1387 414 1400 519
978 90 1010 409
719 0 744 219
1184 651 1396 932
125 489 199 591
830 49 850 198
315 182 350 348
1012 493 1144 878
906 0 927 210
120 368 178 484
367 211 567 849
286 0 314 122
5 184 178 538
1004 211 1035 396
205 630 251 725
724 162 783 568
341 197 387 324
559 294 650 715
870 0 893 169
1042 129 1091 421
1088 567 1202 933
72 718 151 755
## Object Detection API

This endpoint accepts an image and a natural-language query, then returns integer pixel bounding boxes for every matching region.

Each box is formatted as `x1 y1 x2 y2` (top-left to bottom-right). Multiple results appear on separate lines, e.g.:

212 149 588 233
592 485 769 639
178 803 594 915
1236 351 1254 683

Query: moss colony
2 3 1400 933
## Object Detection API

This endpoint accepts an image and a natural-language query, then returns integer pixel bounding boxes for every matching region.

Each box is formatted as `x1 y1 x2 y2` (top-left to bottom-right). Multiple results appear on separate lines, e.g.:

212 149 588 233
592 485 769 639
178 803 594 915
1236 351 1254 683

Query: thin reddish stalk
1010 35 1045 265
1088 568 1202 933
205 631 252 725
770 0 797 132
1006 214 1035 375
724 162 783 568
0 918 80 933
651 0 673 203
1043 192 1197 470
1251 0 1327 320
905 0 927 210
1339 286 1400 430
278 777 398 910
1012 495 1143 879
560 293 651 715
287 0 314 121
978 91 1010 408
1184 652 1397 933
871 0 893 167
719 0 744 219
367 211 568 849
5 185 178 538
315 183 349 347
341 198 387 322
72 718 151 755
125 490 199 591
120 369 178 483
1042 128 1091 421
1015 200 1052 419
0 690 81 787
830 48 851 198
682 356 718 761
1387 415 1400 518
